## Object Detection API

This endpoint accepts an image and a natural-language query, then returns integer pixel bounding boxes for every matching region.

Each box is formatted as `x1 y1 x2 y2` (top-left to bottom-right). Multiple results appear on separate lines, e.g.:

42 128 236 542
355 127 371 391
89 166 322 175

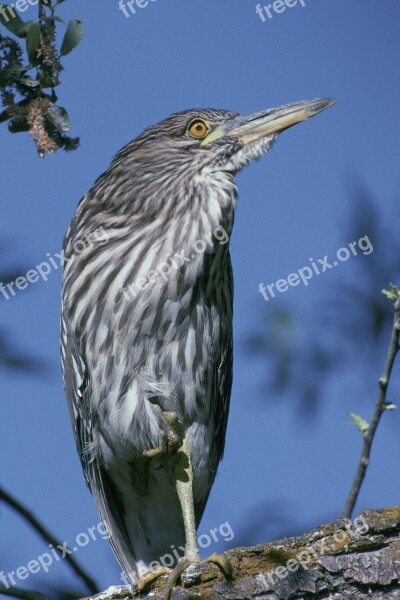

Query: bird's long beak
202 98 336 146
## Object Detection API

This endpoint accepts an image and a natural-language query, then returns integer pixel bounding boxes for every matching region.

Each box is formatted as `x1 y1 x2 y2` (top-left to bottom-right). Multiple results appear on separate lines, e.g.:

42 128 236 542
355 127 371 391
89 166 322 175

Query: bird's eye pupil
187 119 209 139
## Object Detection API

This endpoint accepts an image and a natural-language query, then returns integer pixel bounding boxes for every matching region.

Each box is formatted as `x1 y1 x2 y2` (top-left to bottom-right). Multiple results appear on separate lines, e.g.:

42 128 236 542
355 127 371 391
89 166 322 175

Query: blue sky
1 0 400 596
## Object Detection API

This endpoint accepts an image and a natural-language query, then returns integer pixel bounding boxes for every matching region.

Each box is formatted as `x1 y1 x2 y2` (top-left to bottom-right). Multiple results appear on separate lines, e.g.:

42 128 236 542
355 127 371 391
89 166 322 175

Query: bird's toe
142 411 182 460
204 552 234 579
136 566 171 592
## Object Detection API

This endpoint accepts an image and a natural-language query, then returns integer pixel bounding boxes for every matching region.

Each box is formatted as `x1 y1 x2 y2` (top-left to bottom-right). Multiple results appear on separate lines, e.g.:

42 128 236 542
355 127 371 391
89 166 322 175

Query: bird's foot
136 566 171 592
135 554 232 599
160 553 233 600
204 552 233 578
142 411 182 459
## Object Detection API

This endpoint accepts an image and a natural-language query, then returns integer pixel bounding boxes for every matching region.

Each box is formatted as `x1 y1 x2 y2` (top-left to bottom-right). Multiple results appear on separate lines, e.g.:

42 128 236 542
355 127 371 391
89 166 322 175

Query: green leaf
60 19 83 56
16 18 36 35
26 22 41 62
384 403 397 411
0 4 27 37
37 67 60 88
8 117 29 133
19 76 40 87
348 412 369 434
4 64 27 74
46 103 71 131
382 283 400 303
46 16 65 24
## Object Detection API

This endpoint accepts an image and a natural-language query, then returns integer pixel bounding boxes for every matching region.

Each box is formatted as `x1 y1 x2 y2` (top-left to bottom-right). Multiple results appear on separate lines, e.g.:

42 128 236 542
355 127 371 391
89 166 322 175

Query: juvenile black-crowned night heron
60 98 335 595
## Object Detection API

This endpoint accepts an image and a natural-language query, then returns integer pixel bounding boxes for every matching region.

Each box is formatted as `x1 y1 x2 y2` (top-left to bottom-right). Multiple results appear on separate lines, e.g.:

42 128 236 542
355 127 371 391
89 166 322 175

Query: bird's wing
60 315 91 481
194 260 234 524
214 334 233 462
194 333 233 525
213 255 234 463
60 314 138 580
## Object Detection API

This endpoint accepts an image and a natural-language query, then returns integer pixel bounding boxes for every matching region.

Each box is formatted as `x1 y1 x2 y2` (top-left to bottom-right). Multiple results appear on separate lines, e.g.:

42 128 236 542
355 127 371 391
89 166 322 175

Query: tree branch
0 486 99 595
0 1 82 155
80 506 400 600
342 291 400 519
0 586 51 600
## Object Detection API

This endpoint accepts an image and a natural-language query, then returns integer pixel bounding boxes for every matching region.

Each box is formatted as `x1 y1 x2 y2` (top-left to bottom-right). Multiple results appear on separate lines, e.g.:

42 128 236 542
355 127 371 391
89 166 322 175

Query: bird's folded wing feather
60 318 138 579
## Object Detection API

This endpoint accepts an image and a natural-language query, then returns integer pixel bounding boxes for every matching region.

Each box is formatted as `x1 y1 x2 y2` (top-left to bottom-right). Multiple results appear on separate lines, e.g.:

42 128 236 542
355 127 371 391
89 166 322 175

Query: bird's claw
159 554 233 600
142 411 182 459
161 559 190 600
205 552 233 579
136 566 171 592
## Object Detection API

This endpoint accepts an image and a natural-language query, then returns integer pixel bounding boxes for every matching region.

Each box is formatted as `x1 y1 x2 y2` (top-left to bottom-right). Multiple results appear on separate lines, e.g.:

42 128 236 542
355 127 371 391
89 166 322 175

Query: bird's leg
161 438 232 600
175 439 232 575
174 438 200 562
138 417 232 599
159 438 198 599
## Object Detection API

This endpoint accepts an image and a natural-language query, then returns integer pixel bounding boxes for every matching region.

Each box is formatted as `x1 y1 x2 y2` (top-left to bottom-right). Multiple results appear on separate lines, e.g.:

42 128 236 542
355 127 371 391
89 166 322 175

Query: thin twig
341 296 400 518
0 486 99 595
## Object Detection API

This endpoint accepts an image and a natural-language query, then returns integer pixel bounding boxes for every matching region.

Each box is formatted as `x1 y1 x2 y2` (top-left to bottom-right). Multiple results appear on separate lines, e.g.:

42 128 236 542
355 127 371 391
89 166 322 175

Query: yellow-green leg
175 438 201 562
161 438 232 600
137 423 233 600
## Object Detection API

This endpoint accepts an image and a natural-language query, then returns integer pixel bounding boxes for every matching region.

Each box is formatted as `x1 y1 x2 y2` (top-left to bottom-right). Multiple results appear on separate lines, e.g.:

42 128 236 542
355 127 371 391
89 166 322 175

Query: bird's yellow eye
187 119 209 139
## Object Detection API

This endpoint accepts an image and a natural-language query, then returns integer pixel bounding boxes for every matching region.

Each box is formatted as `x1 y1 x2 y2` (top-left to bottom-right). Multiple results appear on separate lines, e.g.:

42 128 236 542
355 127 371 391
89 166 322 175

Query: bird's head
114 97 335 173
91 98 335 225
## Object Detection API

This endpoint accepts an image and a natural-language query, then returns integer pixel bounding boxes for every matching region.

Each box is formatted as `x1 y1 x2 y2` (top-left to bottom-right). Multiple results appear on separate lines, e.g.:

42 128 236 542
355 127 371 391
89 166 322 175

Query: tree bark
81 506 400 599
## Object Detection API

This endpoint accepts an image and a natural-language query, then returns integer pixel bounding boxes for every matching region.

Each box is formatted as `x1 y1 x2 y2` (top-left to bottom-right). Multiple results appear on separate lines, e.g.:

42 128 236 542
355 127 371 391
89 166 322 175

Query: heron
60 98 335 595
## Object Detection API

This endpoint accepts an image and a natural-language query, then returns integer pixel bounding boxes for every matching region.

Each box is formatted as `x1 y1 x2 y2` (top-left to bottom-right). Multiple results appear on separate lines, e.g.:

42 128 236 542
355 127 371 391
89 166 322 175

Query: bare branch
0 586 52 599
342 290 400 519
0 486 99 595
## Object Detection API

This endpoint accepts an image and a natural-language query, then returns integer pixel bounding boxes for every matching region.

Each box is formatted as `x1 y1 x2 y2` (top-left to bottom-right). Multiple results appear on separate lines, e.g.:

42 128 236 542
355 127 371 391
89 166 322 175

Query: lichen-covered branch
81 506 400 600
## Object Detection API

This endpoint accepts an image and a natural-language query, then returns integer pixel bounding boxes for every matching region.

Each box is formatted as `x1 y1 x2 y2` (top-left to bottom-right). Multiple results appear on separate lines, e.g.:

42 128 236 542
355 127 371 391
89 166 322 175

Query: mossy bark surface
82 506 400 600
